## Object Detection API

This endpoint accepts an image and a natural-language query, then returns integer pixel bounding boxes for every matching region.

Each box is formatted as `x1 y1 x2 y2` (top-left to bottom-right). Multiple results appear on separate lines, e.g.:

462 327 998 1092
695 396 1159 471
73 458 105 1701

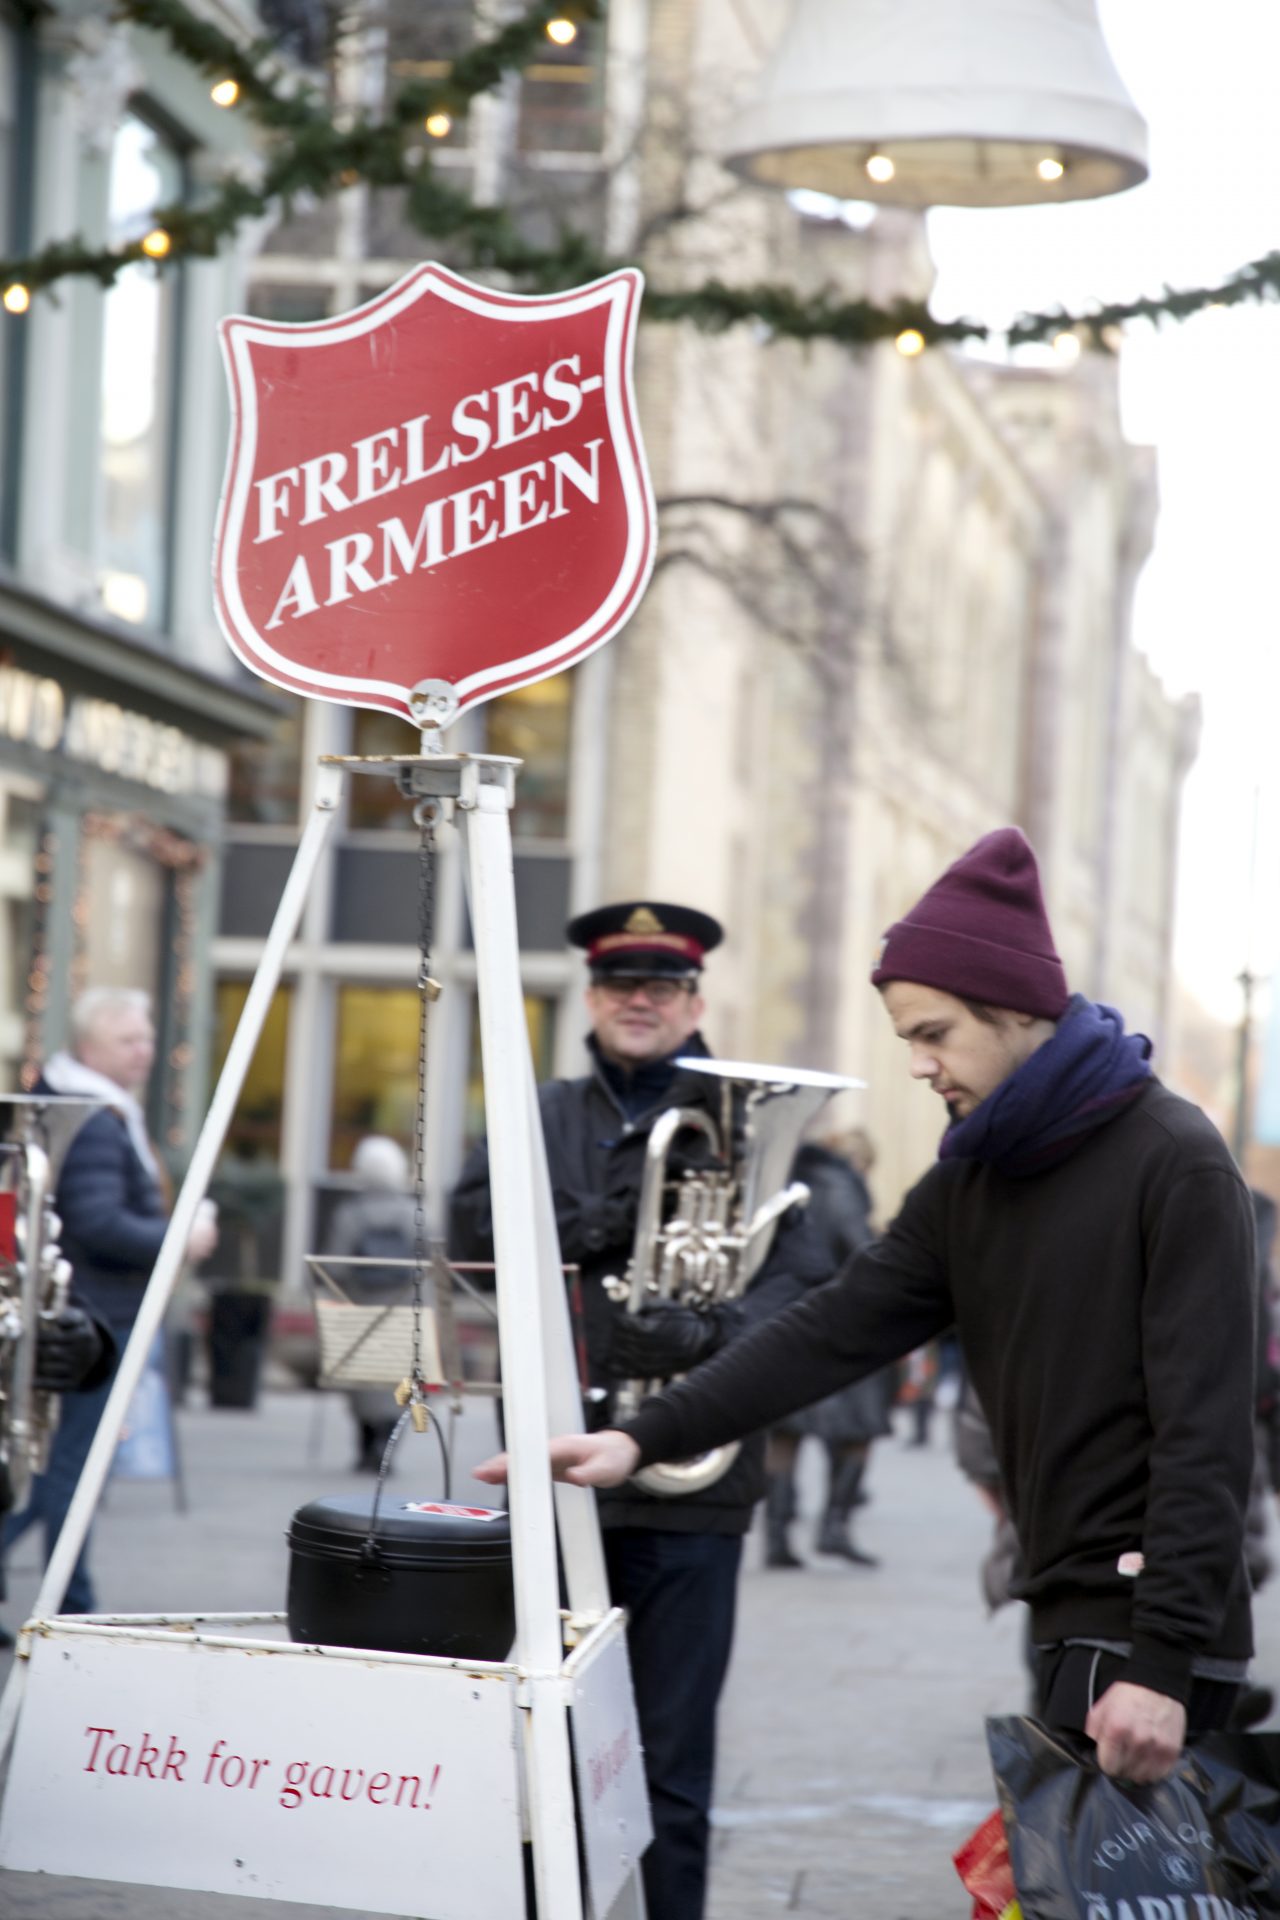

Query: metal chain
368 785 447 1520
411 798 440 1392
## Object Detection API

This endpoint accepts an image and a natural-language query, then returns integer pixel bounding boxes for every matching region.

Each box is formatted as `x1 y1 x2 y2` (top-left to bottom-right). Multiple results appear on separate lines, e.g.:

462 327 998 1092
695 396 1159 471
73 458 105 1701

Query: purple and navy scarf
938 993 1152 1178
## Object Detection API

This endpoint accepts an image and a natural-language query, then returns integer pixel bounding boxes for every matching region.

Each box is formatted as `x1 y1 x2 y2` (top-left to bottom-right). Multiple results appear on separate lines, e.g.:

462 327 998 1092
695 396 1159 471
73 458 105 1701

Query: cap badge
625 907 665 934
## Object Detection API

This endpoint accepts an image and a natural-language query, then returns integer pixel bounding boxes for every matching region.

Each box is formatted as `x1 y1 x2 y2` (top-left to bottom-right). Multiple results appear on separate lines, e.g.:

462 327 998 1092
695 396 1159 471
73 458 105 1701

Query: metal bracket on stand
0 742 647 1920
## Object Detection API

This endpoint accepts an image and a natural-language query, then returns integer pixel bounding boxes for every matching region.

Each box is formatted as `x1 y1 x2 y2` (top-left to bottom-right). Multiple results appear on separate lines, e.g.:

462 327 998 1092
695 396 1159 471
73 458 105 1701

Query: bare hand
186 1217 218 1263
1085 1681 1187 1783
186 1198 219 1264
474 1430 640 1489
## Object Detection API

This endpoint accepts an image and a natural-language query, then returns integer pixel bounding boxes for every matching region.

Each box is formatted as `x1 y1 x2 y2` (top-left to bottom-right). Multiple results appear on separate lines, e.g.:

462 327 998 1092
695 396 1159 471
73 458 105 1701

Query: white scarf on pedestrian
42 1050 160 1183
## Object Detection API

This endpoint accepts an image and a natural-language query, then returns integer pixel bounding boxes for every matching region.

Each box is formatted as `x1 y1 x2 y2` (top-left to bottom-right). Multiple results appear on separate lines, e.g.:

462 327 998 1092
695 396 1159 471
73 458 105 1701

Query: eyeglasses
593 977 695 1006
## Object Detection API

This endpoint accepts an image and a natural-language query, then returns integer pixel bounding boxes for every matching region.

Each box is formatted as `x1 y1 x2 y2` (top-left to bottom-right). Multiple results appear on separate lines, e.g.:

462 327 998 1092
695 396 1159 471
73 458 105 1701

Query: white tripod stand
0 707 649 1920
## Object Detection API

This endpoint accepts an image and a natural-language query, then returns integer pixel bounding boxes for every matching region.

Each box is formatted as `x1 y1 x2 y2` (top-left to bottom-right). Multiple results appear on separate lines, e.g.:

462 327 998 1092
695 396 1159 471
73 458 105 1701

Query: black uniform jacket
449 1032 816 1534
624 1078 1257 1700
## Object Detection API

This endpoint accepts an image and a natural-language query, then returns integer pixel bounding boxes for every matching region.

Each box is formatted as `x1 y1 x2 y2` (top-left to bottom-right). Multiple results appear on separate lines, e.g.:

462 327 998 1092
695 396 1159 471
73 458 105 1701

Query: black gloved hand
569 1188 638 1255
607 1300 744 1378
34 1307 105 1393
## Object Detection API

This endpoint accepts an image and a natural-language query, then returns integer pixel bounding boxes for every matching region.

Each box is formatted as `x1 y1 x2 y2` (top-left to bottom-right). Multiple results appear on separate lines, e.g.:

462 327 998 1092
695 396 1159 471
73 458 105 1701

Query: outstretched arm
475 1172 953 1492
621 1177 953 1470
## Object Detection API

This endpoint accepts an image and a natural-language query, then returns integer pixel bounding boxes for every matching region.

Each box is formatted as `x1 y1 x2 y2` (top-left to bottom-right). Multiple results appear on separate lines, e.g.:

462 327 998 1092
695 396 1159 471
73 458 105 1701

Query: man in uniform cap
452 900 811 1920
489 831 1257 1790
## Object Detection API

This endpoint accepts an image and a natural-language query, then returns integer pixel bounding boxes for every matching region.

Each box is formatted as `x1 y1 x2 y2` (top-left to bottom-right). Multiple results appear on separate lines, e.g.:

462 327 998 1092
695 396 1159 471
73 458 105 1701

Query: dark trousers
604 1527 743 1920
1036 1644 1239 1736
2 1338 123 1614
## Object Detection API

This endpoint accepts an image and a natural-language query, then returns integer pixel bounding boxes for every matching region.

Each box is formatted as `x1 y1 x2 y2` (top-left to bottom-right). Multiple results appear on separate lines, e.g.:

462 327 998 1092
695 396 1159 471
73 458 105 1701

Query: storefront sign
0 665 227 798
0 1623 524 1918
214 263 655 720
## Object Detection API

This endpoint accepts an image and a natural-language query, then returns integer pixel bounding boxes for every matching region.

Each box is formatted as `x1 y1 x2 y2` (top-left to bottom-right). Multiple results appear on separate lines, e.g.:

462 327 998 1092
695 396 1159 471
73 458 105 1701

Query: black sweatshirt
624 1078 1257 1704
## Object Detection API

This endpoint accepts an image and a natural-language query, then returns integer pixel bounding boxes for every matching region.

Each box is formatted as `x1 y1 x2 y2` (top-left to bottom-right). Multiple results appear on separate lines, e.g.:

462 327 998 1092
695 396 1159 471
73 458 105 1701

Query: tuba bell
603 1058 864 1496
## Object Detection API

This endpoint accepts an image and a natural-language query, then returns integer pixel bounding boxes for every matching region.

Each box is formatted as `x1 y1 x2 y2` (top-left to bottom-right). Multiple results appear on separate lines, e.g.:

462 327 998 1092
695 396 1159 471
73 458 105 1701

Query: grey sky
925 0 1280 1020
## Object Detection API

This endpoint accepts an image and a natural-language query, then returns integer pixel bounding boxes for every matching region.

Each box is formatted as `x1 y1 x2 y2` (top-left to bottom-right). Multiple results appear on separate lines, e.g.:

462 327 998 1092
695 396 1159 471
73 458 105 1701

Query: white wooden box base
0 1612 525 1918
0 1607 649 1920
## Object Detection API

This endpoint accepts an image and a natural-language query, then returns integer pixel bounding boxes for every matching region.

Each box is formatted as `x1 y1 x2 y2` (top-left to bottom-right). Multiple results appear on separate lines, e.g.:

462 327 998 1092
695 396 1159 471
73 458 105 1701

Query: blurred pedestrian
325 1134 417 1473
2 988 217 1616
765 1126 892 1568
899 1342 938 1446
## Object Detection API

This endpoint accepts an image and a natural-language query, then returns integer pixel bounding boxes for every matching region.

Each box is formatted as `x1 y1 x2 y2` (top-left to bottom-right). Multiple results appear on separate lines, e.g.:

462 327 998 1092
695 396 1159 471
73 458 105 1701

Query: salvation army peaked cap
870 828 1069 1019
567 901 724 978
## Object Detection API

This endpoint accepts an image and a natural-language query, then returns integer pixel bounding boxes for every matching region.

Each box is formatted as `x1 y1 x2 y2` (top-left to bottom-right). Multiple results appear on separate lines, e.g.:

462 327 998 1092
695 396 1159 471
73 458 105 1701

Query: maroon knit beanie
870 828 1069 1019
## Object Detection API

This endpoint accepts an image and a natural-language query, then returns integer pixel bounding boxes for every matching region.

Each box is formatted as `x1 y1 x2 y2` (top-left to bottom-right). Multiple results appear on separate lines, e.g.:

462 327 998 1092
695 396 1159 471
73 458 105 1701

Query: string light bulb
895 328 926 358
424 112 452 138
865 153 895 184
2 283 30 314
545 17 578 44
1036 156 1066 182
1052 330 1082 363
141 228 172 258
210 78 240 108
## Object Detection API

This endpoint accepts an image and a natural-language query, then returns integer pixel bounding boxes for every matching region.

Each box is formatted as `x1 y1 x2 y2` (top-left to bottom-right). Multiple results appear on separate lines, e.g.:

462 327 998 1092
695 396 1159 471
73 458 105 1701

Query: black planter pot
208 1291 271 1409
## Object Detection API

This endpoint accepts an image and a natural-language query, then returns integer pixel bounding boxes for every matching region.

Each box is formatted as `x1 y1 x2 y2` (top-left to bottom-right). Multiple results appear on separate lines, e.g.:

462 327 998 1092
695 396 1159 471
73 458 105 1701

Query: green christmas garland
2 0 1278 353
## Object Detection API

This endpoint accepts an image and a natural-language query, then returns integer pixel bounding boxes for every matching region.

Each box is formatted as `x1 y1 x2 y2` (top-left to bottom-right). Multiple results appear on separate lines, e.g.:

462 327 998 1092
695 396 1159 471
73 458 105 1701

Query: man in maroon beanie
480 828 1257 1790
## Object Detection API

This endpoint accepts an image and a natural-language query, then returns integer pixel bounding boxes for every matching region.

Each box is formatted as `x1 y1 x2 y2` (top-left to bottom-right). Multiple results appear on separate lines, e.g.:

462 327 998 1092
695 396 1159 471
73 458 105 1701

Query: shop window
329 984 420 1169
228 705 305 826
98 111 184 629
463 992 557 1149
481 676 573 840
213 980 292 1162
78 828 166 1007
259 198 338 257
245 282 332 323
517 18 605 155
0 779 39 1084
0 6 32 561
71 816 205 1149
347 707 424 830
508 160 607 252
347 678 575 837
386 0 473 150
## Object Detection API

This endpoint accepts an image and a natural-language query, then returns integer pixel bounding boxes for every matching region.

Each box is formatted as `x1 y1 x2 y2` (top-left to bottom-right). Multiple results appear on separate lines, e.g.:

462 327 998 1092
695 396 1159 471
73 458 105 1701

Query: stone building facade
0 0 274 1159
223 0 1199 1275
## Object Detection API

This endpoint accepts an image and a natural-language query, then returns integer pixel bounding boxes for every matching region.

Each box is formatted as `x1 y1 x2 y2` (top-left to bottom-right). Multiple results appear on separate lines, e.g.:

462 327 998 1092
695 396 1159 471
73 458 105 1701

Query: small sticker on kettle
402 1502 501 1520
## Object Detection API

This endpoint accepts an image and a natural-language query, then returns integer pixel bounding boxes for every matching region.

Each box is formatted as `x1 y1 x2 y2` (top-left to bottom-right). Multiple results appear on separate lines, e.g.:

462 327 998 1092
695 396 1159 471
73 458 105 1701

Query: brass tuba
603 1059 864 1497
0 1096 96 1511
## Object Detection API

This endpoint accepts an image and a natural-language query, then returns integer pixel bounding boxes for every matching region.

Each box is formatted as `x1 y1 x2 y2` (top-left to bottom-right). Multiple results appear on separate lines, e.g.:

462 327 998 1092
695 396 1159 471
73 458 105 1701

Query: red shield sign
213 265 654 721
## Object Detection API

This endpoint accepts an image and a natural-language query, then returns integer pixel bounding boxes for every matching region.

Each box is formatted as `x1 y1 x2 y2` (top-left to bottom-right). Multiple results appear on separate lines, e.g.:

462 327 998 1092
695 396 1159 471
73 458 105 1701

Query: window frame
96 95 192 633
0 1 35 561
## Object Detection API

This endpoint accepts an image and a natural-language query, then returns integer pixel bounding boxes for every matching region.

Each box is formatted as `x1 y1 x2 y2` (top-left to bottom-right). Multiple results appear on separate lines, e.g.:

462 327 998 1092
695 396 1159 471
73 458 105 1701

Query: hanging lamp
722 0 1148 208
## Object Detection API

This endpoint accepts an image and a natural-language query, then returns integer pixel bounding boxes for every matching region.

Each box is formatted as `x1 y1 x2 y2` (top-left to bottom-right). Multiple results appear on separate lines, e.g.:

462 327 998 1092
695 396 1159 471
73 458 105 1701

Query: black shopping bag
987 1715 1280 1920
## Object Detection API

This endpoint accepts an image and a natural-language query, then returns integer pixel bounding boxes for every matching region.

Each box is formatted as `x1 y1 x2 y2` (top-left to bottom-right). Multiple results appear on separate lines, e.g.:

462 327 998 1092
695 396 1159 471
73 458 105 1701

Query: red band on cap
589 931 704 962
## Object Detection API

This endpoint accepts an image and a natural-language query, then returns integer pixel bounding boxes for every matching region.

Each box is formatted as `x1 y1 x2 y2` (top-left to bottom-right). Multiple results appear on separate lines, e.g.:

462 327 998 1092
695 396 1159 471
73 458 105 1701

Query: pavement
1 1387 1278 1920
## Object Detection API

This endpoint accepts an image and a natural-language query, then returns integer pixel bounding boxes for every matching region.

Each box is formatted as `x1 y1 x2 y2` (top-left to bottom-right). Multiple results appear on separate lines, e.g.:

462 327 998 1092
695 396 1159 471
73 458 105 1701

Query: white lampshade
722 0 1148 209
